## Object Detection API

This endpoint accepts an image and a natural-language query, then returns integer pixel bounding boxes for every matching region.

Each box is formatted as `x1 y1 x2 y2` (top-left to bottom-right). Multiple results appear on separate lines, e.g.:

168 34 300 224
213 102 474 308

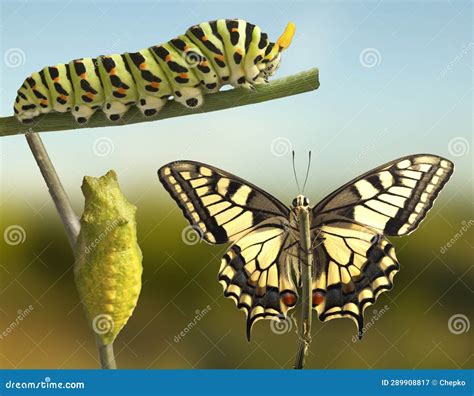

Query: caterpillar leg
137 96 167 117
234 78 256 90
15 100 40 123
174 86 203 109
102 101 131 122
16 110 38 124
72 104 97 124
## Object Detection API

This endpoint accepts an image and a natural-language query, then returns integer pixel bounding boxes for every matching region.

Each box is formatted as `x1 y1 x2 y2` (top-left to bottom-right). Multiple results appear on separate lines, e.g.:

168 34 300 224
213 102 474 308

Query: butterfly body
291 195 314 363
158 155 454 341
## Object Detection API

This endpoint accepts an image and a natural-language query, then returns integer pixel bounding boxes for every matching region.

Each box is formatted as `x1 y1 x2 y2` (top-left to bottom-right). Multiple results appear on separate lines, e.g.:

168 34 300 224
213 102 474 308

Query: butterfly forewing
158 161 289 244
309 154 453 336
312 154 454 236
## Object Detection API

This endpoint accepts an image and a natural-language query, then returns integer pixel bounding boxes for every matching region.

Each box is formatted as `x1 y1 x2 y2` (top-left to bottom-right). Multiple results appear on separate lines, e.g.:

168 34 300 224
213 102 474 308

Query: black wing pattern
158 161 289 244
310 155 454 337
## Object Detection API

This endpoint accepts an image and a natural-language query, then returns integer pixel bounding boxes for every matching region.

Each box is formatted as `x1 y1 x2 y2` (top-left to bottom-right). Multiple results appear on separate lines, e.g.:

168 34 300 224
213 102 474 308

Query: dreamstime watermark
270 137 292 157
439 42 473 79
181 50 204 68
93 137 115 157
440 220 474 254
270 314 293 335
83 219 121 255
4 377 84 390
359 48 382 68
3 225 26 246
3 48 26 68
92 314 115 335
448 137 470 157
0 305 34 340
448 314 470 335
181 224 203 246
351 128 389 166
174 305 212 343
352 305 390 342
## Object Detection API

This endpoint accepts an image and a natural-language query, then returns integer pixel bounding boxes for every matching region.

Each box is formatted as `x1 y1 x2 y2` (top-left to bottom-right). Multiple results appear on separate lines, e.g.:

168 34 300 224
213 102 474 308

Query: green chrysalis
74 170 142 345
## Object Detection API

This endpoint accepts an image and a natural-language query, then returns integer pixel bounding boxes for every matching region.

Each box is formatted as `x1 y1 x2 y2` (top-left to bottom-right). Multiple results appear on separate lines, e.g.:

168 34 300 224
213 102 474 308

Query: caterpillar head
261 22 295 78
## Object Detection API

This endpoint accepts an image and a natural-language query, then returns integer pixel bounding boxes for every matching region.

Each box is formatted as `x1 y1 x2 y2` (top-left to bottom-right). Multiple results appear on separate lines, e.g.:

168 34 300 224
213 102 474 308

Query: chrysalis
74 170 142 345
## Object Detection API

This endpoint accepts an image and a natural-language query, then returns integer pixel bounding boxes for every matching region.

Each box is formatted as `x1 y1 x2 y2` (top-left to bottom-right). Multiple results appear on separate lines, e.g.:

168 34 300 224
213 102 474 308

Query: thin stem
25 131 116 370
294 208 313 369
2 68 319 137
25 132 80 248
96 340 117 369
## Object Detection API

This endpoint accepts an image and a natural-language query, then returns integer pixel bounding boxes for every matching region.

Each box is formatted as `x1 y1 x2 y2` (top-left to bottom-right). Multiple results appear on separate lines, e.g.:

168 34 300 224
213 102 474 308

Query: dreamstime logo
352 305 390 342
84 219 121 255
174 305 212 343
440 220 474 254
448 137 470 157
439 42 473 79
352 128 389 166
448 314 470 335
3 225 26 246
4 48 26 68
270 314 292 335
0 305 34 340
359 48 382 68
182 50 204 68
181 225 203 245
92 314 115 335
93 137 114 157
270 137 292 157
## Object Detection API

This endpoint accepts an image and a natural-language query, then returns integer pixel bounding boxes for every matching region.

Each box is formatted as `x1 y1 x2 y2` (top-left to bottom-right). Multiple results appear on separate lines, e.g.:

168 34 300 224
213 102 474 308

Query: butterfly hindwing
218 219 299 340
312 154 454 236
311 221 400 337
158 161 290 244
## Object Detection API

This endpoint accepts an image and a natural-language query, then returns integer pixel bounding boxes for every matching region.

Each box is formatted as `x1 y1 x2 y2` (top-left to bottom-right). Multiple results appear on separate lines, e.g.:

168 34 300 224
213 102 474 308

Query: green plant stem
1 68 319 137
25 132 80 248
24 131 116 370
96 340 117 370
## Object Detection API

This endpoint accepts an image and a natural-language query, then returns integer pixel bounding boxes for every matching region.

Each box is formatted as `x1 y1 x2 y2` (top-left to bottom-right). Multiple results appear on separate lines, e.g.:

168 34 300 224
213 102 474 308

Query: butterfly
158 154 454 341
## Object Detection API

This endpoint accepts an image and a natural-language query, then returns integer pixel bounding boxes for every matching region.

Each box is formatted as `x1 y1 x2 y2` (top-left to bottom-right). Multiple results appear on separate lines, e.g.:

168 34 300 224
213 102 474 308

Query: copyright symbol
432 380 438 386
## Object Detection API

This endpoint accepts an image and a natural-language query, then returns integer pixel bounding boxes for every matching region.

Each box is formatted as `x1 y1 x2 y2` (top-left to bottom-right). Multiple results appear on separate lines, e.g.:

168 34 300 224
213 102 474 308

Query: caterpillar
14 19 295 124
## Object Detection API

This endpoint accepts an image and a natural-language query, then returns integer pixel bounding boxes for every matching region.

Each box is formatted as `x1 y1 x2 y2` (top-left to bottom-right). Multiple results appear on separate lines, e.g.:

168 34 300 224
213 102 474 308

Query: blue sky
0 0 472 207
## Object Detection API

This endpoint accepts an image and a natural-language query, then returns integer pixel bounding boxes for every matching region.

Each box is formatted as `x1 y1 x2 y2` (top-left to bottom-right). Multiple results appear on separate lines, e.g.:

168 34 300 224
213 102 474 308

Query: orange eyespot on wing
281 291 298 307
312 290 325 306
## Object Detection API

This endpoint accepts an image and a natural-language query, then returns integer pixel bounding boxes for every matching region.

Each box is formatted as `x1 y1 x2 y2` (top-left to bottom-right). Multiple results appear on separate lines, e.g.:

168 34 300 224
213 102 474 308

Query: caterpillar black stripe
14 19 295 124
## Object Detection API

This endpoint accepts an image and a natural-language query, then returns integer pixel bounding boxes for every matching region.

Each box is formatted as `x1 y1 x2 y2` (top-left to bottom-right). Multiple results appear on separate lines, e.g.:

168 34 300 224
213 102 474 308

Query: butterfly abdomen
14 19 295 124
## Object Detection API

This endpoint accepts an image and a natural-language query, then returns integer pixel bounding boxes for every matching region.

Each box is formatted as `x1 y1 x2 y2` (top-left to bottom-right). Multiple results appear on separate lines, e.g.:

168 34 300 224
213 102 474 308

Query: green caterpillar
74 170 142 345
14 19 295 124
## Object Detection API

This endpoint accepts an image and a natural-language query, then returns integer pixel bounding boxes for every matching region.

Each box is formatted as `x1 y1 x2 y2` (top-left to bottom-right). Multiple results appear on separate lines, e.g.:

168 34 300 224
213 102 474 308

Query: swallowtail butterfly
158 154 454 340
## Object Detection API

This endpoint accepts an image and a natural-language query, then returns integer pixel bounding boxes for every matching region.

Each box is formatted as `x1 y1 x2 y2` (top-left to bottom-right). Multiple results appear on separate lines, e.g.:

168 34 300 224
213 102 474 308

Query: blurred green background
1 0 473 369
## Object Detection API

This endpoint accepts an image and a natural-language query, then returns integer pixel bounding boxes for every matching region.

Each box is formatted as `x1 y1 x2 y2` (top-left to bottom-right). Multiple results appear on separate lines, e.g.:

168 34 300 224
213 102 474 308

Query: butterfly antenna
292 150 301 193
302 151 312 193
